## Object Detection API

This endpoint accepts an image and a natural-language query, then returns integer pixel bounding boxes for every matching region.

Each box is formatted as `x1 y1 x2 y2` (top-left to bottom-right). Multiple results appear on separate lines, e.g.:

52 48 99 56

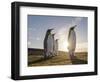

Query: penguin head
47 28 54 35
70 25 77 30
48 28 54 31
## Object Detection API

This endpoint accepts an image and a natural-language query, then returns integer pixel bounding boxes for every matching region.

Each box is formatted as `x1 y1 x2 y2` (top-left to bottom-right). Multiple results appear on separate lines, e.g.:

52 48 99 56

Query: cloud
55 17 83 38
36 37 40 41
75 18 82 23
67 17 83 28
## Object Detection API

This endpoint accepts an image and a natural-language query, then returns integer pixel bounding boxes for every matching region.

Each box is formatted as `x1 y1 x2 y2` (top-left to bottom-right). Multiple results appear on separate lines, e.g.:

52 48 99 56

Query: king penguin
68 25 77 57
51 34 55 57
44 29 53 59
55 39 59 56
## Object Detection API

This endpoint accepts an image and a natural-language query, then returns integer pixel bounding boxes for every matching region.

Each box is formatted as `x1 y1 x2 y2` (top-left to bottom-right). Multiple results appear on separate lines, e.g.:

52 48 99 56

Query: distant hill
28 48 44 55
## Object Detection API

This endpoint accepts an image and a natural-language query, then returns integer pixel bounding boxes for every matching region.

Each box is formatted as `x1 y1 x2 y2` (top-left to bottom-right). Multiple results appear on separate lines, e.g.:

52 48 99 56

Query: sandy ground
28 50 87 67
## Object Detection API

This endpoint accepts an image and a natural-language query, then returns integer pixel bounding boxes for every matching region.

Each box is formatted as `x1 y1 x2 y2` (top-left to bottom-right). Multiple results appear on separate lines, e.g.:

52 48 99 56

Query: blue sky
28 15 88 52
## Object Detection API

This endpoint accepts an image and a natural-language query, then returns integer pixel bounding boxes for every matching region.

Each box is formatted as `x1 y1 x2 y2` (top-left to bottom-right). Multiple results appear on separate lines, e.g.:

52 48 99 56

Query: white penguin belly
47 35 54 54
68 30 76 51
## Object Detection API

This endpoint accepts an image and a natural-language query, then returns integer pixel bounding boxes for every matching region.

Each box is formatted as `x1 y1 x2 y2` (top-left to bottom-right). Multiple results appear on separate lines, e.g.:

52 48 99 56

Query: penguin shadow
70 55 87 64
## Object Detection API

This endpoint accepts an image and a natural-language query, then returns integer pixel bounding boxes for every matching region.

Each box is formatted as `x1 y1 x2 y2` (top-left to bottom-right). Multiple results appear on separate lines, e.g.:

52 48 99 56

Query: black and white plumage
68 25 77 56
55 39 59 56
47 33 54 57
44 29 53 58
51 34 55 56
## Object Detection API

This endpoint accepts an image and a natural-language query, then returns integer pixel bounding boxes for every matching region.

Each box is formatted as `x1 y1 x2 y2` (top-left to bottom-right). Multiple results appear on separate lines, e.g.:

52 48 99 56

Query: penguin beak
71 25 77 29
50 28 54 31
49 28 54 32
73 25 77 29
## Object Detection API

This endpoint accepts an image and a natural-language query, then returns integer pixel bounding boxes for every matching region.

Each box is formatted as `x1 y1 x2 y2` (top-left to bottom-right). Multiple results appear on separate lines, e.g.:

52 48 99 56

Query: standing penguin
51 34 55 57
55 39 59 56
44 29 53 58
68 25 77 58
47 33 54 57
